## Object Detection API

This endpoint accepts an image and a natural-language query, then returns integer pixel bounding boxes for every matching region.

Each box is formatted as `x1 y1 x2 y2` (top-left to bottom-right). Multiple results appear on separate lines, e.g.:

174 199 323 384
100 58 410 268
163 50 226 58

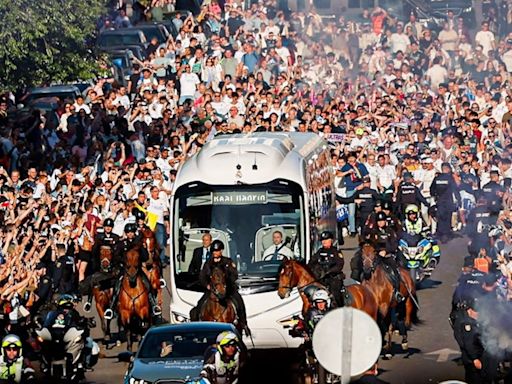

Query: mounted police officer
104 223 161 320
361 212 403 302
81 218 120 313
307 231 345 307
190 240 249 334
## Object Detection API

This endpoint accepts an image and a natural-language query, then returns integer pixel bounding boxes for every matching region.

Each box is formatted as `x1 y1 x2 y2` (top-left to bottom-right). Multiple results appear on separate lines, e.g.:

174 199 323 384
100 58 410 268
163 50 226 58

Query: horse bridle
361 245 376 274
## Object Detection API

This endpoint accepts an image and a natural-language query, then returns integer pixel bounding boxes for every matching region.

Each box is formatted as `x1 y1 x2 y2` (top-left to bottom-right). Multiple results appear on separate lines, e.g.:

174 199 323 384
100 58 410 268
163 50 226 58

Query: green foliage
0 0 107 90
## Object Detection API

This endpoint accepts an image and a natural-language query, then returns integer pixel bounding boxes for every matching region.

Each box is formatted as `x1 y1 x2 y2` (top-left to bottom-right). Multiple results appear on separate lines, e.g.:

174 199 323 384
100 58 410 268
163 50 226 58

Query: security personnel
82 219 121 313
395 172 429 219
382 200 402 233
308 231 345 307
481 170 504 225
450 256 485 327
91 218 120 272
104 223 160 320
52 243 76 295
337 176 379 234
0 334 35 383
133 209 150 237
466 198 492 257
452 298 490 384
361 200 383 238
192 240 249 333
402 204 429 236
430 162 460 243
31 261 54 316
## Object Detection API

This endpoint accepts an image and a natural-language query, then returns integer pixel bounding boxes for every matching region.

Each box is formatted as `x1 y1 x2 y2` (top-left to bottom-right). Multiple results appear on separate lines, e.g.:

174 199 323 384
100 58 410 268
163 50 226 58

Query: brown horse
277 257 378 321
93 246 114 340
199 265 239 332
360 242 420 352
140 227 163 308
119 248 151 352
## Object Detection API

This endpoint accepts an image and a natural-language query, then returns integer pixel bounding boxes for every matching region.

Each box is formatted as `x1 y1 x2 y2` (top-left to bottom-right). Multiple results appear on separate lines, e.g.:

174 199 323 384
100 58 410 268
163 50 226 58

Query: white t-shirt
180 72 200 97
376 164 396 190
148 196 169 224
389 33 410 53
475 30 495 56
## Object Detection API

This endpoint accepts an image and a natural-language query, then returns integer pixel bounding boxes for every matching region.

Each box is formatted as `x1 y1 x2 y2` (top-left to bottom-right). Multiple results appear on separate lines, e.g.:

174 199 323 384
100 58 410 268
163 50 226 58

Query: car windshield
138 329 226 359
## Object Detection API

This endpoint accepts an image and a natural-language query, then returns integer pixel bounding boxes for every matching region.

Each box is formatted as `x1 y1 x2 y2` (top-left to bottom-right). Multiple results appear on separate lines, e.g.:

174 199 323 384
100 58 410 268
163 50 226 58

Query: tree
0 0 107 90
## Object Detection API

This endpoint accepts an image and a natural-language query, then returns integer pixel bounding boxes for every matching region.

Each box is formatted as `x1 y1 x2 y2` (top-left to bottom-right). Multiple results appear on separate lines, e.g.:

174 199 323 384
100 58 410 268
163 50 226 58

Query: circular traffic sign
312 307 381 379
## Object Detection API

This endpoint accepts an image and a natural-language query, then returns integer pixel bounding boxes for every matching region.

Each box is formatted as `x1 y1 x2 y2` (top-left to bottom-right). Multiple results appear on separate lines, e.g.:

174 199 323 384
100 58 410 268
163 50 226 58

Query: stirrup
83 302 92 313
159 278 167 288
153 306 162 316
395 292 405 303
104 309 114 320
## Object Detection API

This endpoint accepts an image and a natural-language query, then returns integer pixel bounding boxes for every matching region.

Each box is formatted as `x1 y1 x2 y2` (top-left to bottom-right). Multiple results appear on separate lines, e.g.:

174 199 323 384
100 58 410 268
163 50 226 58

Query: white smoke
476 299 512 359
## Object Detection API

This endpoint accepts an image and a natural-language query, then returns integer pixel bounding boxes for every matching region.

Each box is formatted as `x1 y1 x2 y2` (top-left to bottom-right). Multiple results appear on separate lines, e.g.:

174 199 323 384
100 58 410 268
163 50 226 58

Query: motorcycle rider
201 331 243 384
191 240 249 334
402 204 429 236
104 223 161 320
0 334 35 383
305 289 333 338
307 231 345 307
82 218 120 313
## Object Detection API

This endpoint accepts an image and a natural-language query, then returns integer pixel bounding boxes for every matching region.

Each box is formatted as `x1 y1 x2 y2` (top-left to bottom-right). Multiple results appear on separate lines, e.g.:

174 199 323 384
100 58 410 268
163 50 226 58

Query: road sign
312 307 381 383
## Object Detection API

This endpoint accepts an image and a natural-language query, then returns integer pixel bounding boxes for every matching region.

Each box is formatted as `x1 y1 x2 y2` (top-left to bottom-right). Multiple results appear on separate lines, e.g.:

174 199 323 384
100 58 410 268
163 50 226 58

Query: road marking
425 348 460 362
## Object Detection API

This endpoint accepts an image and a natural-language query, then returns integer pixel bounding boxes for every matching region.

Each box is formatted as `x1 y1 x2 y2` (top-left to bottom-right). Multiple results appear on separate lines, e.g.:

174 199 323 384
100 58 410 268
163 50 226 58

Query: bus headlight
172 312 189 323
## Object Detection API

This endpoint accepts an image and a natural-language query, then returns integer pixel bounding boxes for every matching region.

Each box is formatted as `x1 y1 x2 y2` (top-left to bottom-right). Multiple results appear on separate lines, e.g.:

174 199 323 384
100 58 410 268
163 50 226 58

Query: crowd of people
1 0 512 382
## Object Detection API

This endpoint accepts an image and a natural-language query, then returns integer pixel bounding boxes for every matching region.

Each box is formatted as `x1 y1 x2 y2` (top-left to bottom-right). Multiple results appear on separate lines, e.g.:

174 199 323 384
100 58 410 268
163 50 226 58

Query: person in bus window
262 230 294 261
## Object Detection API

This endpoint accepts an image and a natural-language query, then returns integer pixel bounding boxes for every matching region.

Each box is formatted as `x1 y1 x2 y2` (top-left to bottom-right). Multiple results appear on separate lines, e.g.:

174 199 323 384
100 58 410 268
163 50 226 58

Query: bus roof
174 132 326 189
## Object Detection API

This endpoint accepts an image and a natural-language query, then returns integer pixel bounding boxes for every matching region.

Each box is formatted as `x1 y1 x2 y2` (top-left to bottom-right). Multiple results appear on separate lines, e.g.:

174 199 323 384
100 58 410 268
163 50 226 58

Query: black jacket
189 246 211 275
199 256 238 293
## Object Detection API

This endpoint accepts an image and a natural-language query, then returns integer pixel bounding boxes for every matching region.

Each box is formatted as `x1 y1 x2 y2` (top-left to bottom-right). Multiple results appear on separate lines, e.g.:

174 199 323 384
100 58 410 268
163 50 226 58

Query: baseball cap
355 128 364 135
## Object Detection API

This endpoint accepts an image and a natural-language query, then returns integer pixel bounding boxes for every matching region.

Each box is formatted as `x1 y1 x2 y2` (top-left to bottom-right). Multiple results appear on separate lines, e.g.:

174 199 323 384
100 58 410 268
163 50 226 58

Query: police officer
430 162 460 243
30 261 54 316
82 219 120 312
0 334 35 383
401 204 429 236
450 256 485 327
52 243 76 295
382 200 402 233
133 209 149 236
361 200 383 238
104 223 161 320
191 240 249 333
395 172 429 219
337 176 379 235
466 198 492 257
305 289 332 338
308 231 345 307
481 170 504 226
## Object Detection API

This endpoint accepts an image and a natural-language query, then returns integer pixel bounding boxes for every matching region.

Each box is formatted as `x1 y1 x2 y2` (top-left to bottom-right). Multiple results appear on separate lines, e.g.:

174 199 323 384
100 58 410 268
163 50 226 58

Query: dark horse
199 265 240 333
119 248 151 352
360 242 420 353
93 246 114 340
277 257 378 321
140 227 164 309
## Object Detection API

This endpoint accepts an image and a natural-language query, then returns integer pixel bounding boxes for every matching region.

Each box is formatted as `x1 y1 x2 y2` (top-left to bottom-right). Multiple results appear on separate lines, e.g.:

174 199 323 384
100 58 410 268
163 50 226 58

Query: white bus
169 132 336 348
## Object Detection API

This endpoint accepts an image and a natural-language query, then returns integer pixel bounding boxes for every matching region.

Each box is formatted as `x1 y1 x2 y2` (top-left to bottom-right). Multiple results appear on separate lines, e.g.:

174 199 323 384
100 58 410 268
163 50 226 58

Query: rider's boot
232 292 251 336
141 273 161 316
83 292 93 313
104 277 122 320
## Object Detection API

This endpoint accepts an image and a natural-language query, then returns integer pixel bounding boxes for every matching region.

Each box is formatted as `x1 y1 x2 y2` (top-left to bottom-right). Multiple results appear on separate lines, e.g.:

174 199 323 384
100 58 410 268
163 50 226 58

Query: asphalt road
83 235 467 384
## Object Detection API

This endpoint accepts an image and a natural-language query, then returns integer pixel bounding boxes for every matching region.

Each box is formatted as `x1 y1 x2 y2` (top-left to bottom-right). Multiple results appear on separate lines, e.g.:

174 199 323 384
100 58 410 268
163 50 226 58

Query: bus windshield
172 180 305 292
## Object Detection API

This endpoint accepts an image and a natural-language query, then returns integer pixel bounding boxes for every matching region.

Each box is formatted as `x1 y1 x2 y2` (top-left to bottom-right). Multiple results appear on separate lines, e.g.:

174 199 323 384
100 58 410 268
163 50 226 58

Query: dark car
121 322 245 384
102 45 146 61
97 29 147 50
131 23 170 44
22 85 82 104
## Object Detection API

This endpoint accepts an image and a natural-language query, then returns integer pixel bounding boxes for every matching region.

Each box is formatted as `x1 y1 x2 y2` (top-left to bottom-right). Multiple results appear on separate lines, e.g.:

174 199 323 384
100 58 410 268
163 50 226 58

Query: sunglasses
4 347 19 351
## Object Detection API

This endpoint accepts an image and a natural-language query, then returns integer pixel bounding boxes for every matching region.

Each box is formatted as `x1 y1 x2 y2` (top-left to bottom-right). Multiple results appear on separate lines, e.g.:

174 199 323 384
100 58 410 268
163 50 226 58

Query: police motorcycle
398 206 440 285
35 294 99 383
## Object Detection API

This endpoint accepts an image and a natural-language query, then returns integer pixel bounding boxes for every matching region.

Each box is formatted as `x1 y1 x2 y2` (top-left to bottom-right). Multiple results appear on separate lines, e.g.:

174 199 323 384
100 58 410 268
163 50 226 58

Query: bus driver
262 231 294 260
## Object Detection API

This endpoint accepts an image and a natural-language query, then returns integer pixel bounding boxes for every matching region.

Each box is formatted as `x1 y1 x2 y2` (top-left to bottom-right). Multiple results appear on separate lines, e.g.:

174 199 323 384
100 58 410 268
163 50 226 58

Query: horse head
141 229 158 265
125 249 140 288
278 257 297 299
210 265 228 300
361 242 377 278
99 246 113 272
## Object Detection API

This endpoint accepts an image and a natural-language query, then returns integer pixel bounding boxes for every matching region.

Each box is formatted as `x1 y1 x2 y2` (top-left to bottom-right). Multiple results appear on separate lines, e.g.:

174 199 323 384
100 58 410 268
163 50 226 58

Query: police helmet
376 212 387 221
57 293 75 310
374 200 383 208
320 231 334 241
216 331 239 353
211 240 225 252
381 201 392 211
104 218 114 227
124 223 137 233
1 334 22 358
134 210 146 221
405 204 419 214
312 289 331 307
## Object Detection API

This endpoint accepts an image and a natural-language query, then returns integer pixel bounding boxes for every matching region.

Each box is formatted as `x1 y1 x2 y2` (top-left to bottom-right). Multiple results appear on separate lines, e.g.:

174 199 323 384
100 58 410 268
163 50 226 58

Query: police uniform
193 255 248 329
450 264 485 326
430 166 460 241
308 245 345 307
466 203 492 257
91 231 120 272
52 254 76 295
396 178 429 219
481 180 504 223
337 178 379 232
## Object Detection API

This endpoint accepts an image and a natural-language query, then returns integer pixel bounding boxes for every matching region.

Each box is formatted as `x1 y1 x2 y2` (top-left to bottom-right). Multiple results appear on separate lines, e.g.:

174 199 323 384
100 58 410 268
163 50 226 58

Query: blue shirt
341 163 368 191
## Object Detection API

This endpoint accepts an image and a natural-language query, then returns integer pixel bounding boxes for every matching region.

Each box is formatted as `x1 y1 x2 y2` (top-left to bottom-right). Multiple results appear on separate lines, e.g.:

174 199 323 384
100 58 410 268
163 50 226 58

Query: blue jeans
154 223 168 263
346 189 356 233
